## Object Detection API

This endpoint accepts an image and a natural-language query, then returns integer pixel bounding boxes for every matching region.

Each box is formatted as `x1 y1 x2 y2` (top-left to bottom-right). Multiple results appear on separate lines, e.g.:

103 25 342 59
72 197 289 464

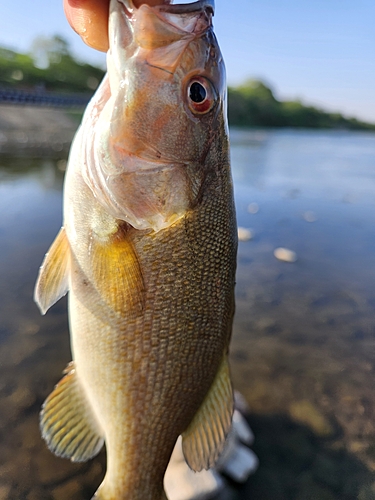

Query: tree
30 35 71 69
227 80 375 130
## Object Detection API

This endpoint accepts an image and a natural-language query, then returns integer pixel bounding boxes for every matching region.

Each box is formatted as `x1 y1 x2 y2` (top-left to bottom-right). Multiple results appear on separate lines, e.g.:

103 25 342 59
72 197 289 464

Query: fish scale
71 148 234 498
35 0 237 498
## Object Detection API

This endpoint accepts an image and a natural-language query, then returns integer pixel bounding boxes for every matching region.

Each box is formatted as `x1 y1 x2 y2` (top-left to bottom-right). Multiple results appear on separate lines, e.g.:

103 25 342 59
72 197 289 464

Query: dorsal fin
34 227 70 315
182 356 233 471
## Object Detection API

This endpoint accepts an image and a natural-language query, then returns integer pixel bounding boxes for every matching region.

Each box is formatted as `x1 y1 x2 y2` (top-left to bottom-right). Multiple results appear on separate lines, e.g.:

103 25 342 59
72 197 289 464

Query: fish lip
121 0 214 15
158 0 215 15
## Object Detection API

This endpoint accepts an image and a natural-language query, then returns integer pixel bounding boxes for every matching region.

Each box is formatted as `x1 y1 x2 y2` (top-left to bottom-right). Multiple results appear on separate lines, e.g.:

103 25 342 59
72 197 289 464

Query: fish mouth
122 0 214 15
116 0 214 44
159 0 214 15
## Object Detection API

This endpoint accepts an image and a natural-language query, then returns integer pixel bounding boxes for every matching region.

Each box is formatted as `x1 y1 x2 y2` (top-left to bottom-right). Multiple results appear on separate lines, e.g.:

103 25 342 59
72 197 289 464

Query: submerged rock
0 484 12 499
247 203 259 214
51 479 83 500
165 397 258 500
303 211 317 223
289 400 334 437
274 247 297 263
238 228 253 242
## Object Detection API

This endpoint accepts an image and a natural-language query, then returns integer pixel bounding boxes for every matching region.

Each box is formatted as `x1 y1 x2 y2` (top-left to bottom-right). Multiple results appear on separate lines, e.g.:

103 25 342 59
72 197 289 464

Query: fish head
84 0 228 232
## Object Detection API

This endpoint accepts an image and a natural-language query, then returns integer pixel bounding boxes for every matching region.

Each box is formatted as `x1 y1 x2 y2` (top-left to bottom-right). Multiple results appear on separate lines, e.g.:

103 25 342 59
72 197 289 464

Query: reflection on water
230 130 375 499
1 130 375 499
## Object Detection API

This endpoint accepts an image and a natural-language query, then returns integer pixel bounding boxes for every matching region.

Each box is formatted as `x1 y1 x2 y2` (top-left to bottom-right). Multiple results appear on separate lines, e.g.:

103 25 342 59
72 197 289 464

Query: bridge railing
0 87 92 108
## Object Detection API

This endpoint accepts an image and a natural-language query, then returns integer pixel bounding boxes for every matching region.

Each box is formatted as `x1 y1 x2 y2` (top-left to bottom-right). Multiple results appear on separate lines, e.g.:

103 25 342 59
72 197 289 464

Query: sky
0 0 374 122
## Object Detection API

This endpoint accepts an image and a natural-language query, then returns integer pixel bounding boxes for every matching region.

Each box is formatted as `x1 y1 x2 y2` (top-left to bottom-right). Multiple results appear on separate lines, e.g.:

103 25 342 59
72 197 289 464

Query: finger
64 0 110 52
64 0 172 52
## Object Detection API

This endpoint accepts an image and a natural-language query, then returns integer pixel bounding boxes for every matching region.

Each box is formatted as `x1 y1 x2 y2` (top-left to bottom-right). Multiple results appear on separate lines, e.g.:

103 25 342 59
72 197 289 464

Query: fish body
35 1 237 499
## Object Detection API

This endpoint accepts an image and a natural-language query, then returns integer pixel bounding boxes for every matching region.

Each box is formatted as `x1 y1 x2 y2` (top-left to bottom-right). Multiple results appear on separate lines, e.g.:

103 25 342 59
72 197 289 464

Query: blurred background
0 1 375 499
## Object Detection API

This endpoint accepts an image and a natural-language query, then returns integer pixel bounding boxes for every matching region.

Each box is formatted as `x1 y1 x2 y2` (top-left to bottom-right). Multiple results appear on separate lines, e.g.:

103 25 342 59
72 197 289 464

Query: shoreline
0 104 78 156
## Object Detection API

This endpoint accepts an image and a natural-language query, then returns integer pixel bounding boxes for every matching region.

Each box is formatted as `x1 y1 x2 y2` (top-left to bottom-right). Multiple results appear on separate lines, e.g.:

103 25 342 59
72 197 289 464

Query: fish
34 0 237 498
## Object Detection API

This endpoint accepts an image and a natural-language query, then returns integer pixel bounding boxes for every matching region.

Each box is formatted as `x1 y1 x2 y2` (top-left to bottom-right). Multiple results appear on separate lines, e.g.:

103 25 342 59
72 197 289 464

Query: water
0 129 375 499
230 130 375 499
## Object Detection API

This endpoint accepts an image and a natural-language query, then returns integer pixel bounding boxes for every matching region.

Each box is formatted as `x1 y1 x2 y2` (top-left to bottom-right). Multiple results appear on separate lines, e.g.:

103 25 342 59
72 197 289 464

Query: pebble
303 211 317 223
2 386 37 423
273 247 297 263
289 400 334 437
165 463 223 500
218 444 258 483
56 159 67 172
237 228 253 242
357 482 375 500
247 203 259 214
0 484 12 499
165 437 224 500
51 479 83 500
27 488 52 500
35 449 82 485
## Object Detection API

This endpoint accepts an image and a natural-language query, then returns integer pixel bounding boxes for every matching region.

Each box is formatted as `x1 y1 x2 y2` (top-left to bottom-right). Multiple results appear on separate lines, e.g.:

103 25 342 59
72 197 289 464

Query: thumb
63 0 172 52
63 0 110 52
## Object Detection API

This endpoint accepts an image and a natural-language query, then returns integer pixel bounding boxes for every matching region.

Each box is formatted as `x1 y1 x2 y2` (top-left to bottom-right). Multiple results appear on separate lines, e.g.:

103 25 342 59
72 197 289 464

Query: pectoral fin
34 227 70 315
182 356 233 471
40 362 104 463
90 229 145 316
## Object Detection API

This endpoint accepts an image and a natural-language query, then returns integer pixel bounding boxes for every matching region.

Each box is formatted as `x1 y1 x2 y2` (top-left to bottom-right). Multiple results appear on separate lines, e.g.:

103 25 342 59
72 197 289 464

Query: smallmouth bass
35 1 237 499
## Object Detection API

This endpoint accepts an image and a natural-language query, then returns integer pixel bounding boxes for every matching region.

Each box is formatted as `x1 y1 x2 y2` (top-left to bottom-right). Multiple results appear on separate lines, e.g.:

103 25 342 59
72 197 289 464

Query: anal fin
34 227 70 314
40 362 104 463
182 356 233 472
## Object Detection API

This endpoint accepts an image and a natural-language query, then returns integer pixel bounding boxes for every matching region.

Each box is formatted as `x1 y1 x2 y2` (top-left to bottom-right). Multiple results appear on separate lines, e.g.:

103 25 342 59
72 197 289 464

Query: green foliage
1 39 374 131
0 37 105 93
228 79 375 131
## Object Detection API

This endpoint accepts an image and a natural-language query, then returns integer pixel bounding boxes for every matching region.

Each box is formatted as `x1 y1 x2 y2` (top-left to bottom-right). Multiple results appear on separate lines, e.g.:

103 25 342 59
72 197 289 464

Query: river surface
0 129 375 499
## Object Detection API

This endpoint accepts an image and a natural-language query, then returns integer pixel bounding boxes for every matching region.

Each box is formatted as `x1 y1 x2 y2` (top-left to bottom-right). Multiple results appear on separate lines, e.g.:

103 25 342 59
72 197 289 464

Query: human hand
63 0 171 52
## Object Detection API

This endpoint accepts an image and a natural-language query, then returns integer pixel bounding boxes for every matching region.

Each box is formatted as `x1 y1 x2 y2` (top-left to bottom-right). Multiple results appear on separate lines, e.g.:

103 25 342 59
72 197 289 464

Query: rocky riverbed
0 104 79 157
1 127 375 499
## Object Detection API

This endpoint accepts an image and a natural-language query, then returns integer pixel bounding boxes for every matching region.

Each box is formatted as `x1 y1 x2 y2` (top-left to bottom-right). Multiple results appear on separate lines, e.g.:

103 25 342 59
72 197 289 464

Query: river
0 128 375 499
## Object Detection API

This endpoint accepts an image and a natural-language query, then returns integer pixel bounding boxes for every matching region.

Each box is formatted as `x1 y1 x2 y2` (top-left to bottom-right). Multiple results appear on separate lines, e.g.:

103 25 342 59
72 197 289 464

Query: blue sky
1 0 374 122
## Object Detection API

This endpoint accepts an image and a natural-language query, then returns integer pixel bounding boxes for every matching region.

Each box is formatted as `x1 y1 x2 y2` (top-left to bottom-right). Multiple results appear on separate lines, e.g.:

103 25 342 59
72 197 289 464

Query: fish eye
190 82 206 103
187 77 216 114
